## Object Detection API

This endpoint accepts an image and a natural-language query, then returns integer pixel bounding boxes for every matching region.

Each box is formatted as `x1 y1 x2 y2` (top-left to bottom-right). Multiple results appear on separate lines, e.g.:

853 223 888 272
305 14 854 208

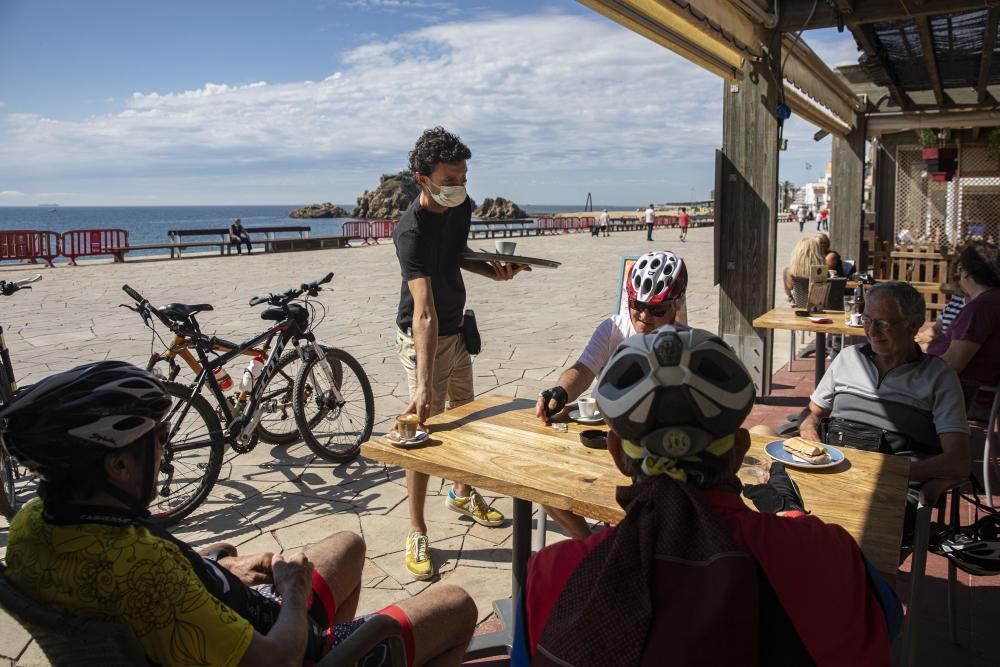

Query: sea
0 204 632 259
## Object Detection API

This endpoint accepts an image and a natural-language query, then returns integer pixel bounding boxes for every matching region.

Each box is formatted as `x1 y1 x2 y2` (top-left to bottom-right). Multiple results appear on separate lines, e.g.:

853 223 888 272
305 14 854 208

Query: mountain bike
122 272 374 525
138 310 304 446
0 275 43 518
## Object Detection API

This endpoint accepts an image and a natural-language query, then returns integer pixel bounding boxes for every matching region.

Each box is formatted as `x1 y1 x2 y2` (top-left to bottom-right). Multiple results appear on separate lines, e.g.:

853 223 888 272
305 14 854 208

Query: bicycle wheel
255 349 306 445
0 446 18 519
293 348 373 463
149 381 225 527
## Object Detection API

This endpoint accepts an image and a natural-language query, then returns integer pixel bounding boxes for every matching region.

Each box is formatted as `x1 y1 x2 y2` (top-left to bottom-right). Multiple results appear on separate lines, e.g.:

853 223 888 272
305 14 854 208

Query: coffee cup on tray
495 240 516 256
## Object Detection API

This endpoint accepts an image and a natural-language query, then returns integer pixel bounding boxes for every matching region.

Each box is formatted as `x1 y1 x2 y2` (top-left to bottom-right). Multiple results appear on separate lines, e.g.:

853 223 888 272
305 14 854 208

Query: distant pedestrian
819 207 829 231
678 207 689 243
598 209 610 237
229 218 252 255
645 204 655 241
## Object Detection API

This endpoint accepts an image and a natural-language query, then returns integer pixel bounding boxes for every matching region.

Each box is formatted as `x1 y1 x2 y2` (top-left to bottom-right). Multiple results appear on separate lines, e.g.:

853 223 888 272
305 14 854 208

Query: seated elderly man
0 361 477 667
534 250 687 538
514 327 901 665
797 281 970 545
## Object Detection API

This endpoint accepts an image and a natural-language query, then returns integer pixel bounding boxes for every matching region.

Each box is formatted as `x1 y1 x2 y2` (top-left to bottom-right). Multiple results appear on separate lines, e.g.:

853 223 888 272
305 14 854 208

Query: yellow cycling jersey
6 498 253 667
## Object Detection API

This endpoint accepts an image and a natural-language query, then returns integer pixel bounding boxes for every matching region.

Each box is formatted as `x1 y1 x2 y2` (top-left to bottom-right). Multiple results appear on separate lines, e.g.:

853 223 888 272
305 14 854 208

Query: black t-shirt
394 195 472 335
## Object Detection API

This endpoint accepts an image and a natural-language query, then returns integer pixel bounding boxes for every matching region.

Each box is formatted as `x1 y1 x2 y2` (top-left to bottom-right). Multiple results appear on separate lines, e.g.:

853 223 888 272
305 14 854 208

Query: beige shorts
397 329 474 417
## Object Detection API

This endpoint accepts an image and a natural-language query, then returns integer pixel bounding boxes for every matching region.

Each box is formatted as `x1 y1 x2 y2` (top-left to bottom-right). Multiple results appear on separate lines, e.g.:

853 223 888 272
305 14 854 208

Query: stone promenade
0 222 806 665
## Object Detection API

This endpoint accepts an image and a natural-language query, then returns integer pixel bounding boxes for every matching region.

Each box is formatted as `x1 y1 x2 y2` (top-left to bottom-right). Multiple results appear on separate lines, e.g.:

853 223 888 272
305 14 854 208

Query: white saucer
385 430 429 447
569 409 604 424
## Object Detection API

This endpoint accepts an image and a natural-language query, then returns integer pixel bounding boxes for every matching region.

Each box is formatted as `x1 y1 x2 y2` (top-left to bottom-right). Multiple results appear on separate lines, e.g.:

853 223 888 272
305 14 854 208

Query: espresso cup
577 396 599 419
395 413 420 439
495 240 516 255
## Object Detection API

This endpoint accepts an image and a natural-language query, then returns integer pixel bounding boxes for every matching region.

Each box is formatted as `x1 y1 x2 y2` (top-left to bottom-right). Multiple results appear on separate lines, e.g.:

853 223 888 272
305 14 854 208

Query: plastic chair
0 563 407 667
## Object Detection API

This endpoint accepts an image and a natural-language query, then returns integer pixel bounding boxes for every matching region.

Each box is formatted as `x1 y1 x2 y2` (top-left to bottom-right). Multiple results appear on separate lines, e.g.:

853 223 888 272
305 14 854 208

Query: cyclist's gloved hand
539 386 568 419
743 462 807 514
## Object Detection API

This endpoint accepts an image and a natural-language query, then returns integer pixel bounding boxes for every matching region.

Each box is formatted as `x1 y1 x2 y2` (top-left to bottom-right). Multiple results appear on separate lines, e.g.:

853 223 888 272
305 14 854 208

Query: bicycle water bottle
239 355 266 393
212 365 235 391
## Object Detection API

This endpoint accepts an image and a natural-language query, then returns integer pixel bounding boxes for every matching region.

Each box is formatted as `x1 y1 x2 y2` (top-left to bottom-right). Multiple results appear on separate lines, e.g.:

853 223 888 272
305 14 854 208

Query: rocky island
288 203 350 218
474 197 528 219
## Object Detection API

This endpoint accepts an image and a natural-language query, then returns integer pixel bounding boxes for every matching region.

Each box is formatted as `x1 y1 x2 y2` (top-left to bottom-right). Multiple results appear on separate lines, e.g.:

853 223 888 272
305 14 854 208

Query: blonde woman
782 236 824 305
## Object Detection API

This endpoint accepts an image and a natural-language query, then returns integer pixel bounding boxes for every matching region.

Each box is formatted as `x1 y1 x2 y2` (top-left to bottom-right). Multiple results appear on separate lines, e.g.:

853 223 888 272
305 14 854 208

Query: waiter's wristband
539 386 568 417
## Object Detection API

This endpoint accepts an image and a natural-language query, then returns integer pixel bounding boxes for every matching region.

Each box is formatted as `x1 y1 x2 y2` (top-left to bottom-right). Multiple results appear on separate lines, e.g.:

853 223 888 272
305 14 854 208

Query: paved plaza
0 222 806 665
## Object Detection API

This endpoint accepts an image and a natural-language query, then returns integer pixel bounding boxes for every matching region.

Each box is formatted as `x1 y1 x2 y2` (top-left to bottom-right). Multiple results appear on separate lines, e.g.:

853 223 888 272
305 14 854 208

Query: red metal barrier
341 221 371 245
0 230 62 267
371 220 396 243
61 229 128 266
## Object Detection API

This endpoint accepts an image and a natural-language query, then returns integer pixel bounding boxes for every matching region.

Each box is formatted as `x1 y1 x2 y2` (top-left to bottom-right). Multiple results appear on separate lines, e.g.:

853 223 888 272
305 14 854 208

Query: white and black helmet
595 327 755 458
627 251 688 304
0 361 171 481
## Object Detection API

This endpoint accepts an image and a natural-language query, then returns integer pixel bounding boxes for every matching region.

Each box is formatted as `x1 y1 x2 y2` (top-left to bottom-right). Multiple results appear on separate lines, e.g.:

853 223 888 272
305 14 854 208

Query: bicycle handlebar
122 284 145 304
0 274 42 297
248 272 334 307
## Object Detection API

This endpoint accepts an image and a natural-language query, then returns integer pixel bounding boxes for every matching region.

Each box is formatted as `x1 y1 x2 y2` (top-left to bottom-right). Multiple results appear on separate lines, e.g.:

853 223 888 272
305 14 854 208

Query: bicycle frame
152 334 268 380
0 325 14 401
184 306 342 447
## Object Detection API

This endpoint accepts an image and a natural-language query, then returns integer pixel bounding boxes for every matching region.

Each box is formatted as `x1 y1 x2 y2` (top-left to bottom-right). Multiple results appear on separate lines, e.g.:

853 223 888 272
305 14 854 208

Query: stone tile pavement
0 222 808 665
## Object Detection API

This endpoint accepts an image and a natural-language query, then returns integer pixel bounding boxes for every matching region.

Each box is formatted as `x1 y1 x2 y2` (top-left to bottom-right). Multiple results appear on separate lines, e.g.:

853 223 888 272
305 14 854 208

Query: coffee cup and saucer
386 413 429 447
569 396 604 424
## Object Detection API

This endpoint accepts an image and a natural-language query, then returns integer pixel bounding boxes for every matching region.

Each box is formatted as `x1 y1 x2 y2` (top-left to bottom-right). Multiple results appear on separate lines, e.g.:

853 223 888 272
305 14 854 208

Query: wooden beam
784 86 852 137
867 108 1000 135
848 23 912 109
834 0 855 15
778 0 1000 31
684 0 761 52
576 0 743 79
978 9 999 105
916 16 946 107
831 113 867 263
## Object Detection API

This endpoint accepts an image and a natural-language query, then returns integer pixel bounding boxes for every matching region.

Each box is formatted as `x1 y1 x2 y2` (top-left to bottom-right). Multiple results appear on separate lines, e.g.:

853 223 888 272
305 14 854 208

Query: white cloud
0 190 25 200
0 12 834 203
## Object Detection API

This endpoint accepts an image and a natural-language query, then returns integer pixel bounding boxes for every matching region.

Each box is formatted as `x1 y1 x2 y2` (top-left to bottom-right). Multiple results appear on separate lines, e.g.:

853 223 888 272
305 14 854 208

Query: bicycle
139 310 304 446
122 272 375 525
0 274 43 518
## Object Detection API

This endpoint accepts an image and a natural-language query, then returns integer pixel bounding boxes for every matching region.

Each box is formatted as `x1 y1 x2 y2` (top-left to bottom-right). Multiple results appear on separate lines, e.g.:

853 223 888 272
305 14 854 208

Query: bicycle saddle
161 303 214 320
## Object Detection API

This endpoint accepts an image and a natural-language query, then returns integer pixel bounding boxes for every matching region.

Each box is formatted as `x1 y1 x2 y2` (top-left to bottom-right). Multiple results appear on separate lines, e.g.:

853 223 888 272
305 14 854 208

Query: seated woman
782 236 824 305
927 240 1000 419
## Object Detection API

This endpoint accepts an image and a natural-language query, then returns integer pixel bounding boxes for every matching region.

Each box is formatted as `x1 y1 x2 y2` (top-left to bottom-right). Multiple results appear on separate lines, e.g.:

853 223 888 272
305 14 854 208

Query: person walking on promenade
818 207 829 232
678 206 689 242
394 126 530 581
645 204 655 241
229 218 253 255
598 209 610 237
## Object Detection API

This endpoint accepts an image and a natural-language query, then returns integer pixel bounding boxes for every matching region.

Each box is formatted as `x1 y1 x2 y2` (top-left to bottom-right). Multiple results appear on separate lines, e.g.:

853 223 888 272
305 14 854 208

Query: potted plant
918 129 957 181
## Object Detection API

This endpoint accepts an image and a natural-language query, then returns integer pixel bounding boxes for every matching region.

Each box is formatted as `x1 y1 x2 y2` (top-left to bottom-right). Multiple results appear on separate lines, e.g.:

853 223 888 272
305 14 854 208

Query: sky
0 0 864 207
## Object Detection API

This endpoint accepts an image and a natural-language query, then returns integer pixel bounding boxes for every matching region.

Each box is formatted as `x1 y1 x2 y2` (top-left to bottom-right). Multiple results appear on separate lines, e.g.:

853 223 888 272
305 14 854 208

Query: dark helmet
932 514 1000 576
595 326 755 459
0 361 171 481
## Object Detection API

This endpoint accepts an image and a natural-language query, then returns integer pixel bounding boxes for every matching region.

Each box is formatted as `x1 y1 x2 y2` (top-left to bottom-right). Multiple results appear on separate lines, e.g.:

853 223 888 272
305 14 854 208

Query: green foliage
917 129 938 148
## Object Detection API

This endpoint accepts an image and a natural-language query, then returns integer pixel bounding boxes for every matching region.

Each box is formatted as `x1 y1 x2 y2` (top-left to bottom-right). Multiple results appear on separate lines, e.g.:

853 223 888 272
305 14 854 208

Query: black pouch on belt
462 309 481 355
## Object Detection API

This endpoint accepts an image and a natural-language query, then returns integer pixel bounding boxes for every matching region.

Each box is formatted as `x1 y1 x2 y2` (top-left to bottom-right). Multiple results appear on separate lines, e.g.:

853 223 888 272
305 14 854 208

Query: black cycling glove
742 462 807 514
539 386 569 418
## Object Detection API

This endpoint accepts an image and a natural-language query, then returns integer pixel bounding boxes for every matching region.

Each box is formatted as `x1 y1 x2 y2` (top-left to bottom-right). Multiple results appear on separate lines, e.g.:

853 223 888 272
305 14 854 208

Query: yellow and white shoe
445 488 505 527
404 532 434 581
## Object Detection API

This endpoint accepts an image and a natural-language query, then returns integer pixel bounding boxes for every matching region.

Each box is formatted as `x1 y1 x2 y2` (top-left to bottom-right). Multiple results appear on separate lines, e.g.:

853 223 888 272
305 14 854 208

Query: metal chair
978 384 999 509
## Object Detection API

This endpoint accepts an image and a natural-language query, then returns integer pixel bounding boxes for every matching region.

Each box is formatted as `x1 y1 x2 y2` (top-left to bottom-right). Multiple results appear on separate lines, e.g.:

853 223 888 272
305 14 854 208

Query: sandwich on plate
782 437 832 465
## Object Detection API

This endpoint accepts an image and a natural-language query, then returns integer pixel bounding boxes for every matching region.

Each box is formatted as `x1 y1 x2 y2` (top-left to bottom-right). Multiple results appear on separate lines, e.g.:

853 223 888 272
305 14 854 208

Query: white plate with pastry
765 438 844 469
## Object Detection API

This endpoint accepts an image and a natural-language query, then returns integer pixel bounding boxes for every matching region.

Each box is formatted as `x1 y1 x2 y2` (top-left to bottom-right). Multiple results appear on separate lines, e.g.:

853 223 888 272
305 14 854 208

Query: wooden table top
753 306 867 336
361 396 910 576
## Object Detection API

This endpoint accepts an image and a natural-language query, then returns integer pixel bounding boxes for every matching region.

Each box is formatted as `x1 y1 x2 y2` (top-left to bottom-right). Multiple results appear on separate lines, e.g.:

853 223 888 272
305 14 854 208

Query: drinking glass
738 455 768 485
842 295 856 324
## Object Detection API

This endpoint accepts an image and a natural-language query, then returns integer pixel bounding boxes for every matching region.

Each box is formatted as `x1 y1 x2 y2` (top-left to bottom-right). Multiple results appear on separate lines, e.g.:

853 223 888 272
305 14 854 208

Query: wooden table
361 396 911 650
753 306 866 385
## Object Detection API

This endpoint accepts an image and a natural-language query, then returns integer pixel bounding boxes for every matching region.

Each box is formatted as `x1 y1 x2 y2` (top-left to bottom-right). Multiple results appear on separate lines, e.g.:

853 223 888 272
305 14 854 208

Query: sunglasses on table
629 299 673 317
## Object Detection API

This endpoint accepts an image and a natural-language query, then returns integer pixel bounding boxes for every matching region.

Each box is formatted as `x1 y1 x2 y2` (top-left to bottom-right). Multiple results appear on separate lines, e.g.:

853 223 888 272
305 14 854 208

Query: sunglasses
629 299 671 317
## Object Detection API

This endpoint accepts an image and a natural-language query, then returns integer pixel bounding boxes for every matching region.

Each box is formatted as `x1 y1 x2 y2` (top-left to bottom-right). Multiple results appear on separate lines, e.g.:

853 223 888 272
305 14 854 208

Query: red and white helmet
627 251 687 304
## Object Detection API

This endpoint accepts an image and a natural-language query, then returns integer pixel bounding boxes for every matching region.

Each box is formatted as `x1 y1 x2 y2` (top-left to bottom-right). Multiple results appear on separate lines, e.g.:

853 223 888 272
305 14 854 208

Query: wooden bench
166 225 312 257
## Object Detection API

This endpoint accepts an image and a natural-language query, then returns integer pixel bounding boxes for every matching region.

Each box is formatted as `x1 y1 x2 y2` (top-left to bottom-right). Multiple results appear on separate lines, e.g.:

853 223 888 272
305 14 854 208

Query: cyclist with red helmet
516 327 902 666
534 250 687 538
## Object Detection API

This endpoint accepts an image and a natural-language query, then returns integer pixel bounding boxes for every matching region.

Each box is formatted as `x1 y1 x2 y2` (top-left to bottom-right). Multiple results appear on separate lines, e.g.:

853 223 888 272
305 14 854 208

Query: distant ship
38 204 59 211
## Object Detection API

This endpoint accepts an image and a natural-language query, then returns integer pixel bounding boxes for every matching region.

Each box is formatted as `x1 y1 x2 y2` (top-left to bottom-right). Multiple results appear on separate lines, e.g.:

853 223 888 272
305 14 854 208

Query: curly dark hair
408 127 472 176
960 240 1000 288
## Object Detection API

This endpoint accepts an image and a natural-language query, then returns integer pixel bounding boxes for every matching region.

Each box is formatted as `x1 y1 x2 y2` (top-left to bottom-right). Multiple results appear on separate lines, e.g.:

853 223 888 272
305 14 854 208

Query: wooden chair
0 564 406 667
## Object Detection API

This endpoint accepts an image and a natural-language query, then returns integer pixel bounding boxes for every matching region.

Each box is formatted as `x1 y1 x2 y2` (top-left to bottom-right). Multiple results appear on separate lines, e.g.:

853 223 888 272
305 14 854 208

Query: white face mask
423 177 467 208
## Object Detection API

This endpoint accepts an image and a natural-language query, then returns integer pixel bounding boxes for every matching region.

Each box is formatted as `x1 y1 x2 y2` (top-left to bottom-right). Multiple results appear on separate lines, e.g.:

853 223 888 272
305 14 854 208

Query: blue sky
0 0 862 206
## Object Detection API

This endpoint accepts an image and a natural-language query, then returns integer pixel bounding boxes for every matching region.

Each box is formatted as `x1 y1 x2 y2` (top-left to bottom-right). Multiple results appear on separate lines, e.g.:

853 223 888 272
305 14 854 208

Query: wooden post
873 132 907 255
831 112 867 265
718 28 780 395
